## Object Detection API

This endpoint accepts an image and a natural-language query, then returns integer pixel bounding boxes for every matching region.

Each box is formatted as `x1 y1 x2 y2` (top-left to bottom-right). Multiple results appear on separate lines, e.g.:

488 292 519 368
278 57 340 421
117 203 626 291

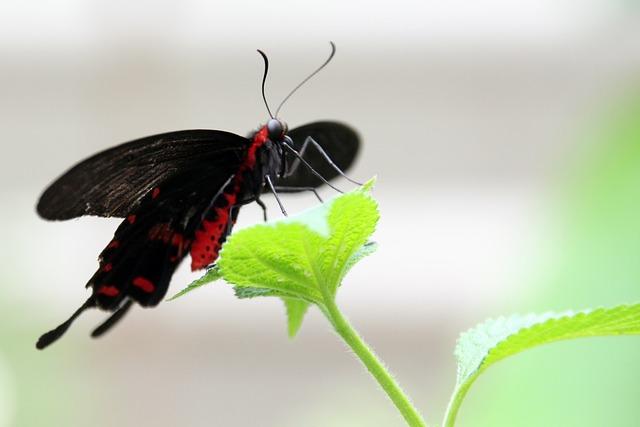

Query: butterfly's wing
272 121 360 189
89 167 231 310
37 130 250 220
37 167 244 350
36 131 250 349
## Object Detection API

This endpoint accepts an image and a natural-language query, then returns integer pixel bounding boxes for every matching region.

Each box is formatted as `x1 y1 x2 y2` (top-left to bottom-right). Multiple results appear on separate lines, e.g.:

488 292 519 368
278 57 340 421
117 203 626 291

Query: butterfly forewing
37 130 250 220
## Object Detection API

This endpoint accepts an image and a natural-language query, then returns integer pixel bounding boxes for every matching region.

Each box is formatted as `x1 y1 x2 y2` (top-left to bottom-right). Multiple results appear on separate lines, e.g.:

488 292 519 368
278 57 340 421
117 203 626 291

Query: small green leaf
212 180 379 336
284 298 310 337
344 241 378 274
443 303 640 427
218 223 326 304
233 286 276 299
167 265 222 301
320 192 379 294
360 176 377 192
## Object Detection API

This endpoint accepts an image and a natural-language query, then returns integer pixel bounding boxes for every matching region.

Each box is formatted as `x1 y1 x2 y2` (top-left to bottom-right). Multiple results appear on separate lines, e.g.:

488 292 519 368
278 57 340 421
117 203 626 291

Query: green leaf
284 298 310 337
167 265 222 301
233 286 276 299
443 303 640 427
219 222 326 304
214 179 379 335
344 241 378 276
320 192 379 295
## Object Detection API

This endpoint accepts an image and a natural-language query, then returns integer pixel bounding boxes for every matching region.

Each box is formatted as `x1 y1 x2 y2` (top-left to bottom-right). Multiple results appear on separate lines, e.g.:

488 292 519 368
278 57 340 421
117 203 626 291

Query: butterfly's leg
274 186 323 203
285 136 362 185
232 195 268 222
282 144 343 193
225 204 242 236
283 137 310 177
265 174 287 216
255 198 268 222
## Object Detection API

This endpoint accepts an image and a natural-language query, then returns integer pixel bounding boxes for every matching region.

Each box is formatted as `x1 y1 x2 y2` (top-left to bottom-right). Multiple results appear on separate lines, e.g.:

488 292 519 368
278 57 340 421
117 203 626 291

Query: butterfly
36 43 360 349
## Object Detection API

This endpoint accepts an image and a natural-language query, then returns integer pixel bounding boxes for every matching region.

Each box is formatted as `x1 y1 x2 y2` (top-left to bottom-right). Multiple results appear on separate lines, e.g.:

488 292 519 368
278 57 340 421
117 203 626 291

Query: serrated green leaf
360 176 377 192
320 193 379 295
344 241 378 274
284 298 310 337
233 286 276 299
218 222 326 304
167 265 222 301
443 303 640 427
211 180 378 336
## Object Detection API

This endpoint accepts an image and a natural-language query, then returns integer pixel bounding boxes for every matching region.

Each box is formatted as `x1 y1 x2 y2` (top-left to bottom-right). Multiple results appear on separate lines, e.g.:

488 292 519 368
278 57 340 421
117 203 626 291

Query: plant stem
442 381 473 427
322 297 428 427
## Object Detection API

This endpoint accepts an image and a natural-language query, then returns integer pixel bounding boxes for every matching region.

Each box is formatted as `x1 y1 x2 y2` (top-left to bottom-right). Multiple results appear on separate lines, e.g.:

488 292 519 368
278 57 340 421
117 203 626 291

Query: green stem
322 296 428 427
442 380 473 427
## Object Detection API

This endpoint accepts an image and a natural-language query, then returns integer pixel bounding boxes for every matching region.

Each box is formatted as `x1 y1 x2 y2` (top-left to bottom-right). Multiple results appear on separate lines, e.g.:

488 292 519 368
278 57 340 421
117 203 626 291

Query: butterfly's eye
267 119 285 141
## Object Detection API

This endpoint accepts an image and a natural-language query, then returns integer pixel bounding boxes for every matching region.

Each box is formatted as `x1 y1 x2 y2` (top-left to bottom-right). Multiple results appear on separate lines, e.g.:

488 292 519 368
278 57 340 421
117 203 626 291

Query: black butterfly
36 43 360 349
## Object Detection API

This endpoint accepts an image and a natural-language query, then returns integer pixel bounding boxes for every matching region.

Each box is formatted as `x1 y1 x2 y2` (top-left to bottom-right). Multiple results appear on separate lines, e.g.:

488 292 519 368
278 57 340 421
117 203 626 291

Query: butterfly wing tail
36 297 96 349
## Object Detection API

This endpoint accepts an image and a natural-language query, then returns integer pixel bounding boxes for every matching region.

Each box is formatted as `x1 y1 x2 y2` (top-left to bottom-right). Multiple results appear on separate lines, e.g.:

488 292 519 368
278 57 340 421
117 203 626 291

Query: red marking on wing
132 276 155 293
148 223 173 242
97 285 120 297
171 233 185 247
102 263 113 272
152 187 160 199
107 240 120 249
147 224 189 261
127 214 136 224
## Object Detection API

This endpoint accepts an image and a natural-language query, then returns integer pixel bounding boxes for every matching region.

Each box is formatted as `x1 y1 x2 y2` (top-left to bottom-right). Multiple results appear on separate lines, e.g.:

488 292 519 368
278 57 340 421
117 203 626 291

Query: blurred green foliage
459 90 640 426
0 295 95 427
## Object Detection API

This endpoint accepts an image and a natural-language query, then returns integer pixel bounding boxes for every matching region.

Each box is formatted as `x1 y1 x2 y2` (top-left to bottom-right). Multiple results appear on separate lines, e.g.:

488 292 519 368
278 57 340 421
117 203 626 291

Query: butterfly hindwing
89 168 236 309
272 121 360 189
36 167 243 349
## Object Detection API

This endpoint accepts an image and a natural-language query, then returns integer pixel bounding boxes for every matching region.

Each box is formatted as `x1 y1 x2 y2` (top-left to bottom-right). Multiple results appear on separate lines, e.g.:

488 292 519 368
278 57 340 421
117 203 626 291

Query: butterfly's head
266 118 288 142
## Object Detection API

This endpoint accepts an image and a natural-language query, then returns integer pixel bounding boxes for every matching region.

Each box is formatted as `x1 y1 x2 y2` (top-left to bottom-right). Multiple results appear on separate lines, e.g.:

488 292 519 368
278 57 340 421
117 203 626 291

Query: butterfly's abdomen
189 127 270 270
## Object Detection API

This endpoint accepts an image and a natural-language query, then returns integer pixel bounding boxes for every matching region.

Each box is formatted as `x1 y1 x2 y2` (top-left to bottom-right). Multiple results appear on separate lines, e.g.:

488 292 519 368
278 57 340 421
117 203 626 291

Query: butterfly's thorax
189 125 283 270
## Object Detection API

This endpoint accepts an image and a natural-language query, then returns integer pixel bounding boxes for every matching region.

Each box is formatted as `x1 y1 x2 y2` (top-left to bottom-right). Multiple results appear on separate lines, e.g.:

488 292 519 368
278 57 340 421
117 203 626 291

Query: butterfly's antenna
274 41 336 118
257 49 274 119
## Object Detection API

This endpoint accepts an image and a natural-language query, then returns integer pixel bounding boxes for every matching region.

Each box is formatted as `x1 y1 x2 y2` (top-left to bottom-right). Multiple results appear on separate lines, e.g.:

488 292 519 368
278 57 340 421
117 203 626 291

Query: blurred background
1 1 640 426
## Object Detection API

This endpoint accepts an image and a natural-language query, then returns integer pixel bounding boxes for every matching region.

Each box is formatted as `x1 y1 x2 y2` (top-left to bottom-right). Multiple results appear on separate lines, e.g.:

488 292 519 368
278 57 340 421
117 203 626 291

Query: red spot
152 187 160 199
127 214 136 224
107 240 120 249
169 256 178 262
97 285 119 297
148 223 172 242
102 263 113 272
132 276 155 293
171 233 184 247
